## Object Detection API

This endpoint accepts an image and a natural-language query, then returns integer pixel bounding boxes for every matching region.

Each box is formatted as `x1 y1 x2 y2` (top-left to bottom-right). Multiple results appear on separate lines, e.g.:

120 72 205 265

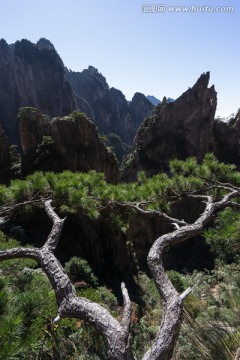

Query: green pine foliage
173 264 240 360
3 152 240 218
64 257 99 287
204 208 240 262
1 154 240 358
0 233 111 359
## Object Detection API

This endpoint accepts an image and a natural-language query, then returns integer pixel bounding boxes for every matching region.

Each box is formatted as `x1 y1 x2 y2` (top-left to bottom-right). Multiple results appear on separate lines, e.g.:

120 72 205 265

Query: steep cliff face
146 95 161 106
0 37 153 152
121 72 218 181
129 92 154 128
0 126 11 183
19 108 119 183
66 66 122 136
213 113 240 165
109 87 133 144
110 89 154 145
0 38 76 145
66 66 153 146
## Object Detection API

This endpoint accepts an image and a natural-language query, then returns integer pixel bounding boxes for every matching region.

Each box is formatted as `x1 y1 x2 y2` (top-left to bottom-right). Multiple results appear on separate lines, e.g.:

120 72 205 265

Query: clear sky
0 0 239 117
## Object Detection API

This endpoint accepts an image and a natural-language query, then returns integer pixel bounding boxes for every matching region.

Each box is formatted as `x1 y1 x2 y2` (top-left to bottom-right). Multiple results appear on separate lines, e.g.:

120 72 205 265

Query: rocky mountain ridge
0 37 239 187
66 66 154 145
146 95 175 106
0 125 11 183
0 37 153 152
19 108 119 183
0 38 76 146
121 72 240 181
0 37 155 182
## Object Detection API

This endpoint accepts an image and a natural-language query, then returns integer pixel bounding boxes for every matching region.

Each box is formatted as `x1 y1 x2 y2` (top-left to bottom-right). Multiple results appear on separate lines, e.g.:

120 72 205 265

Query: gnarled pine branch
0 188 240 360
0 200 135 360
142 190 240 360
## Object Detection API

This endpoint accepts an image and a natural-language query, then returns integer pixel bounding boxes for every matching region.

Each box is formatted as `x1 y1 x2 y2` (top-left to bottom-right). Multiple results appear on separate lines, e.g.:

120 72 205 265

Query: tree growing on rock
1 154 240 359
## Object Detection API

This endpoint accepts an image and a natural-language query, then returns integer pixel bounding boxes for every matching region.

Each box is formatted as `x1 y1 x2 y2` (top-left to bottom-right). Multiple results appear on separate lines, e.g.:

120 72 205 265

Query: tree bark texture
0 189 239 360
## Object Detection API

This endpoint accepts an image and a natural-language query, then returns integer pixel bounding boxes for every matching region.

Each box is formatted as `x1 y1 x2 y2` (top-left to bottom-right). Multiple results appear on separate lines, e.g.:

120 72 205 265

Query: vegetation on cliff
0 155 240 359
18 108 119 183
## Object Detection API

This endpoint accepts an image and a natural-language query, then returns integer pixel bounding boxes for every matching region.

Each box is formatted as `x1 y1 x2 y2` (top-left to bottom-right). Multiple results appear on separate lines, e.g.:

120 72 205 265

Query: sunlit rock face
121 72 218 181
0 37 153 154
0 38 76 146
212 112 240 166
66 66 154 146
0 125 11 184
19 108 119 183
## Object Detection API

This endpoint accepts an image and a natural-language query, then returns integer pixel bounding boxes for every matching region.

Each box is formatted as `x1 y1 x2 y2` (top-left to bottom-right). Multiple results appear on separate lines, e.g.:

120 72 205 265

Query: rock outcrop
66 66 153 146
19 108 119 183
213 112 240 165
66 66 122 136
110 89 154 145
0 38 76 145
128 92 154 144
146 95 161 106
0 126 11 183
121 72 218 181
0 37 153 155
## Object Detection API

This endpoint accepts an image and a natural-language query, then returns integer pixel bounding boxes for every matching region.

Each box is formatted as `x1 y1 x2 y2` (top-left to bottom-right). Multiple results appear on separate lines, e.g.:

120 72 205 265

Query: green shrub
204 208 240 262
64 257 99 287
167 270 186 293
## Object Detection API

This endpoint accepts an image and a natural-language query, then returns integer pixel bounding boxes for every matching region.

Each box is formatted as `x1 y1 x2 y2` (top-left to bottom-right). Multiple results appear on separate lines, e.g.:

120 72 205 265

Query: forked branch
0 200 134 360
0 189 239 360
142 189 240 360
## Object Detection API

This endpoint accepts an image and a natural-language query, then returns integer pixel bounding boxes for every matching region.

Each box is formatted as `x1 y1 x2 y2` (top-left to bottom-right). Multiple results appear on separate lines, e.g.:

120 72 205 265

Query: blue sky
0 0 239 116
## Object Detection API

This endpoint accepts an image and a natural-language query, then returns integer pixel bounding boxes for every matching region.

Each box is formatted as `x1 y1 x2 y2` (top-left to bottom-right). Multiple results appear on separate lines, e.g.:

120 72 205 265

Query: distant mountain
66 67 154 145
216 113 236 123
147 95 175 106
146 95 161 106
0 38 76 145
0 37 156 183
1 37 239 185
0 38 154 152
19 108 119 183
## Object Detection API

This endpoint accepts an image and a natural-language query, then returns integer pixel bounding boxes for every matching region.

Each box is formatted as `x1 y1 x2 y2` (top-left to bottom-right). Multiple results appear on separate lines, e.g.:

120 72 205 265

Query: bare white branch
0 197 49 217
0 187 240 360
0 216 6 226
106 201 187 226
142 189 240 360
120 282 131 338
53 314 61 324
0 247 39 262
180 287 192 300
235 348 240 360
0 200 135 359
44 200 66 251
172 222 180 230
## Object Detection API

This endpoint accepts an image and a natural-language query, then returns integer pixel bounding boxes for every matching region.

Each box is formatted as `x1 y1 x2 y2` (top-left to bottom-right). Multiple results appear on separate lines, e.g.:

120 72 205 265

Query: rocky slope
66 66 154 145
19 108 119 183
0 38 76 146
146 95 161 106
121 72 219 181
66 66 122 137
0 37 153 159
0 126 11 183
1 38 239 185
213 111 240 165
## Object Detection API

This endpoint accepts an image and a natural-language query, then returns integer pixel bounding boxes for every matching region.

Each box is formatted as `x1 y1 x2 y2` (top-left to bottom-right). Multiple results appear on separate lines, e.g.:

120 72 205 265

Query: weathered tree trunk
0 201 135 360
0 189 240 360
235 348 240 360
141 190 239 360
